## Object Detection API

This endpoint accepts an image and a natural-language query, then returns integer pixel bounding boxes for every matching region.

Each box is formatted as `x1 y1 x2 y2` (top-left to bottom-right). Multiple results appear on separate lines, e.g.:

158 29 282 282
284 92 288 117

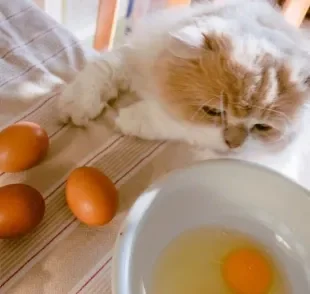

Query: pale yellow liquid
150 227 289 294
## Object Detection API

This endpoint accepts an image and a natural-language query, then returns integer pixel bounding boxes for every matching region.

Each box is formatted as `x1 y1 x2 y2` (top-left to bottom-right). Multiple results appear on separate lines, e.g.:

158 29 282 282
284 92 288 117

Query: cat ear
295 69 310 89
168 28 232 59
203 33 232 52
304 76 310 87
168 26 205 59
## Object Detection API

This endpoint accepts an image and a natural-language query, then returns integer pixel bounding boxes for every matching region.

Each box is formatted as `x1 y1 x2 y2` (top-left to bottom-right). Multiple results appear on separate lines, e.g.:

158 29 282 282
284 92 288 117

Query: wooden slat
282 0 310 27
167 0 192 6
94 0 119 51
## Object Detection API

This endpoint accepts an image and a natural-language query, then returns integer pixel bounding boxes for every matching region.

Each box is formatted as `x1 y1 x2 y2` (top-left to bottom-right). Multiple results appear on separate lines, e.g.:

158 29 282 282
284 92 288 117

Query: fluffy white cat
58 0 310 183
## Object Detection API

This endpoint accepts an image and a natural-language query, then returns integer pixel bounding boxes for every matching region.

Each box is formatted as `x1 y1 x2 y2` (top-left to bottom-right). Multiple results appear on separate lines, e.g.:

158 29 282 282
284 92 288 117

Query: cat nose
225 139 235 148
224 125 248 149
225 139 241 149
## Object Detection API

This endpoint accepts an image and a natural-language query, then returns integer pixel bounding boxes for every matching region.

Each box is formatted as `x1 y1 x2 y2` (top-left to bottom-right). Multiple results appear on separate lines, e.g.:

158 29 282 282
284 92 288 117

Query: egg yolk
222 247 273 294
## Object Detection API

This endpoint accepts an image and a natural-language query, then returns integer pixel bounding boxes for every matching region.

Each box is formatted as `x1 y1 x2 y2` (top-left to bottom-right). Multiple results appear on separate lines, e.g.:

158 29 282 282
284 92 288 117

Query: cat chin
185 127 286 156
208 137 295 158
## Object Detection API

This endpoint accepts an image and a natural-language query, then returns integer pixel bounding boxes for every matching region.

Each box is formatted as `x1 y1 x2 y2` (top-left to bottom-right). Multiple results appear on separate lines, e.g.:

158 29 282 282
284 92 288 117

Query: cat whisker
189 97 217 121
232 102 292 128
188 95 222 107
256 105 291 125
219 91 225 129
190 101 212 122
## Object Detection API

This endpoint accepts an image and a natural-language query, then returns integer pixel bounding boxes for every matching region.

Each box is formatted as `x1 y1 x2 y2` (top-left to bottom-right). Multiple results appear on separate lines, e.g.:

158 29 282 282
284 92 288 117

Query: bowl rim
112 158 310 294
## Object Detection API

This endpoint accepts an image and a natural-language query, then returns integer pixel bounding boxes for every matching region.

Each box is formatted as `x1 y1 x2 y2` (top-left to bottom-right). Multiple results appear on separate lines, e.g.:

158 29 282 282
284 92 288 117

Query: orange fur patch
154 34 306 148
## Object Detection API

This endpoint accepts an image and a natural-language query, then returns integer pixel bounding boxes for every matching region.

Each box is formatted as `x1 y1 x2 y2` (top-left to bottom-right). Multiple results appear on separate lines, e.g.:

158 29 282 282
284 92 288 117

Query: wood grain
282 0 310 26
167 0 192 6
94 0 119 51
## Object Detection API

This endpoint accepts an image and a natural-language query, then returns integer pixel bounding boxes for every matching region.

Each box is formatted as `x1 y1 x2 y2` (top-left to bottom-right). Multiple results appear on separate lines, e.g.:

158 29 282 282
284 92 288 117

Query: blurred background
32 0 308 49
31 0 205 49
33 0 129 47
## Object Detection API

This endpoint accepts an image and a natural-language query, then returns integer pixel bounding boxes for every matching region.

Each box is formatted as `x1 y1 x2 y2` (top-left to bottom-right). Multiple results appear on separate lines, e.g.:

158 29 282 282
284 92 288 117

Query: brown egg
66 167 118 226
0 184 45 238
0 121 49 172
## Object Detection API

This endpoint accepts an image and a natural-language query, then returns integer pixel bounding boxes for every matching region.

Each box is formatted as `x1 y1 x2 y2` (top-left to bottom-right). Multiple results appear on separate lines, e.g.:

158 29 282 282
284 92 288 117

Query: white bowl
112 159 310 294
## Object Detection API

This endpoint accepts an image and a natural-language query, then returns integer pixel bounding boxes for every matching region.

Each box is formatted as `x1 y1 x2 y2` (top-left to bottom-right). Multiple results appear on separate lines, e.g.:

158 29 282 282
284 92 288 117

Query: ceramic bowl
112 159 310 294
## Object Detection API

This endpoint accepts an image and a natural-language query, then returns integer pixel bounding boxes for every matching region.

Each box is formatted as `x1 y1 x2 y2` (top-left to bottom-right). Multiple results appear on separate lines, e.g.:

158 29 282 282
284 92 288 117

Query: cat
58 0 310 182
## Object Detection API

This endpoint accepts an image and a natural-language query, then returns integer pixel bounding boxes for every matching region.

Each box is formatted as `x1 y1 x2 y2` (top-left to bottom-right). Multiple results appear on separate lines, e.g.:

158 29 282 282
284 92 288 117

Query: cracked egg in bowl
113 159 310 294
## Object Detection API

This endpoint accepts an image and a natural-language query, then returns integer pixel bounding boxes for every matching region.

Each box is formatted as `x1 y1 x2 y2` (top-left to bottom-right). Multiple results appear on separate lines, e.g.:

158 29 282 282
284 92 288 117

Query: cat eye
202 106 222 116
254 124 272 131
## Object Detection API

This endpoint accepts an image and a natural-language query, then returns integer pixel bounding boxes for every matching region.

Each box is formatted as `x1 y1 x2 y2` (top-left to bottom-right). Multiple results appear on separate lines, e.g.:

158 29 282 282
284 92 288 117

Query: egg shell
0 121 49 172
66 167 118 226
0 184 45 238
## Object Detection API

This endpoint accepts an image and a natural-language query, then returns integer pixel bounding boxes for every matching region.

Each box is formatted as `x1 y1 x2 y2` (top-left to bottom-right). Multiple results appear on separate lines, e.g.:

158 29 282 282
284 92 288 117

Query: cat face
155 28 309 153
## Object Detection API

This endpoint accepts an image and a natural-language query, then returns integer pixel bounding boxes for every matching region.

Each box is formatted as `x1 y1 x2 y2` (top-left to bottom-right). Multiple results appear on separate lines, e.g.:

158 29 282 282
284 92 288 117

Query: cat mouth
213 148 241 156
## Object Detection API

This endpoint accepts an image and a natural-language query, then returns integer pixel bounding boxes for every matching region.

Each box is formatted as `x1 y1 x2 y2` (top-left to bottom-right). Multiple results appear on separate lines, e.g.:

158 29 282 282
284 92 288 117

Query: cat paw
115 103 157 140
58 81 106 126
